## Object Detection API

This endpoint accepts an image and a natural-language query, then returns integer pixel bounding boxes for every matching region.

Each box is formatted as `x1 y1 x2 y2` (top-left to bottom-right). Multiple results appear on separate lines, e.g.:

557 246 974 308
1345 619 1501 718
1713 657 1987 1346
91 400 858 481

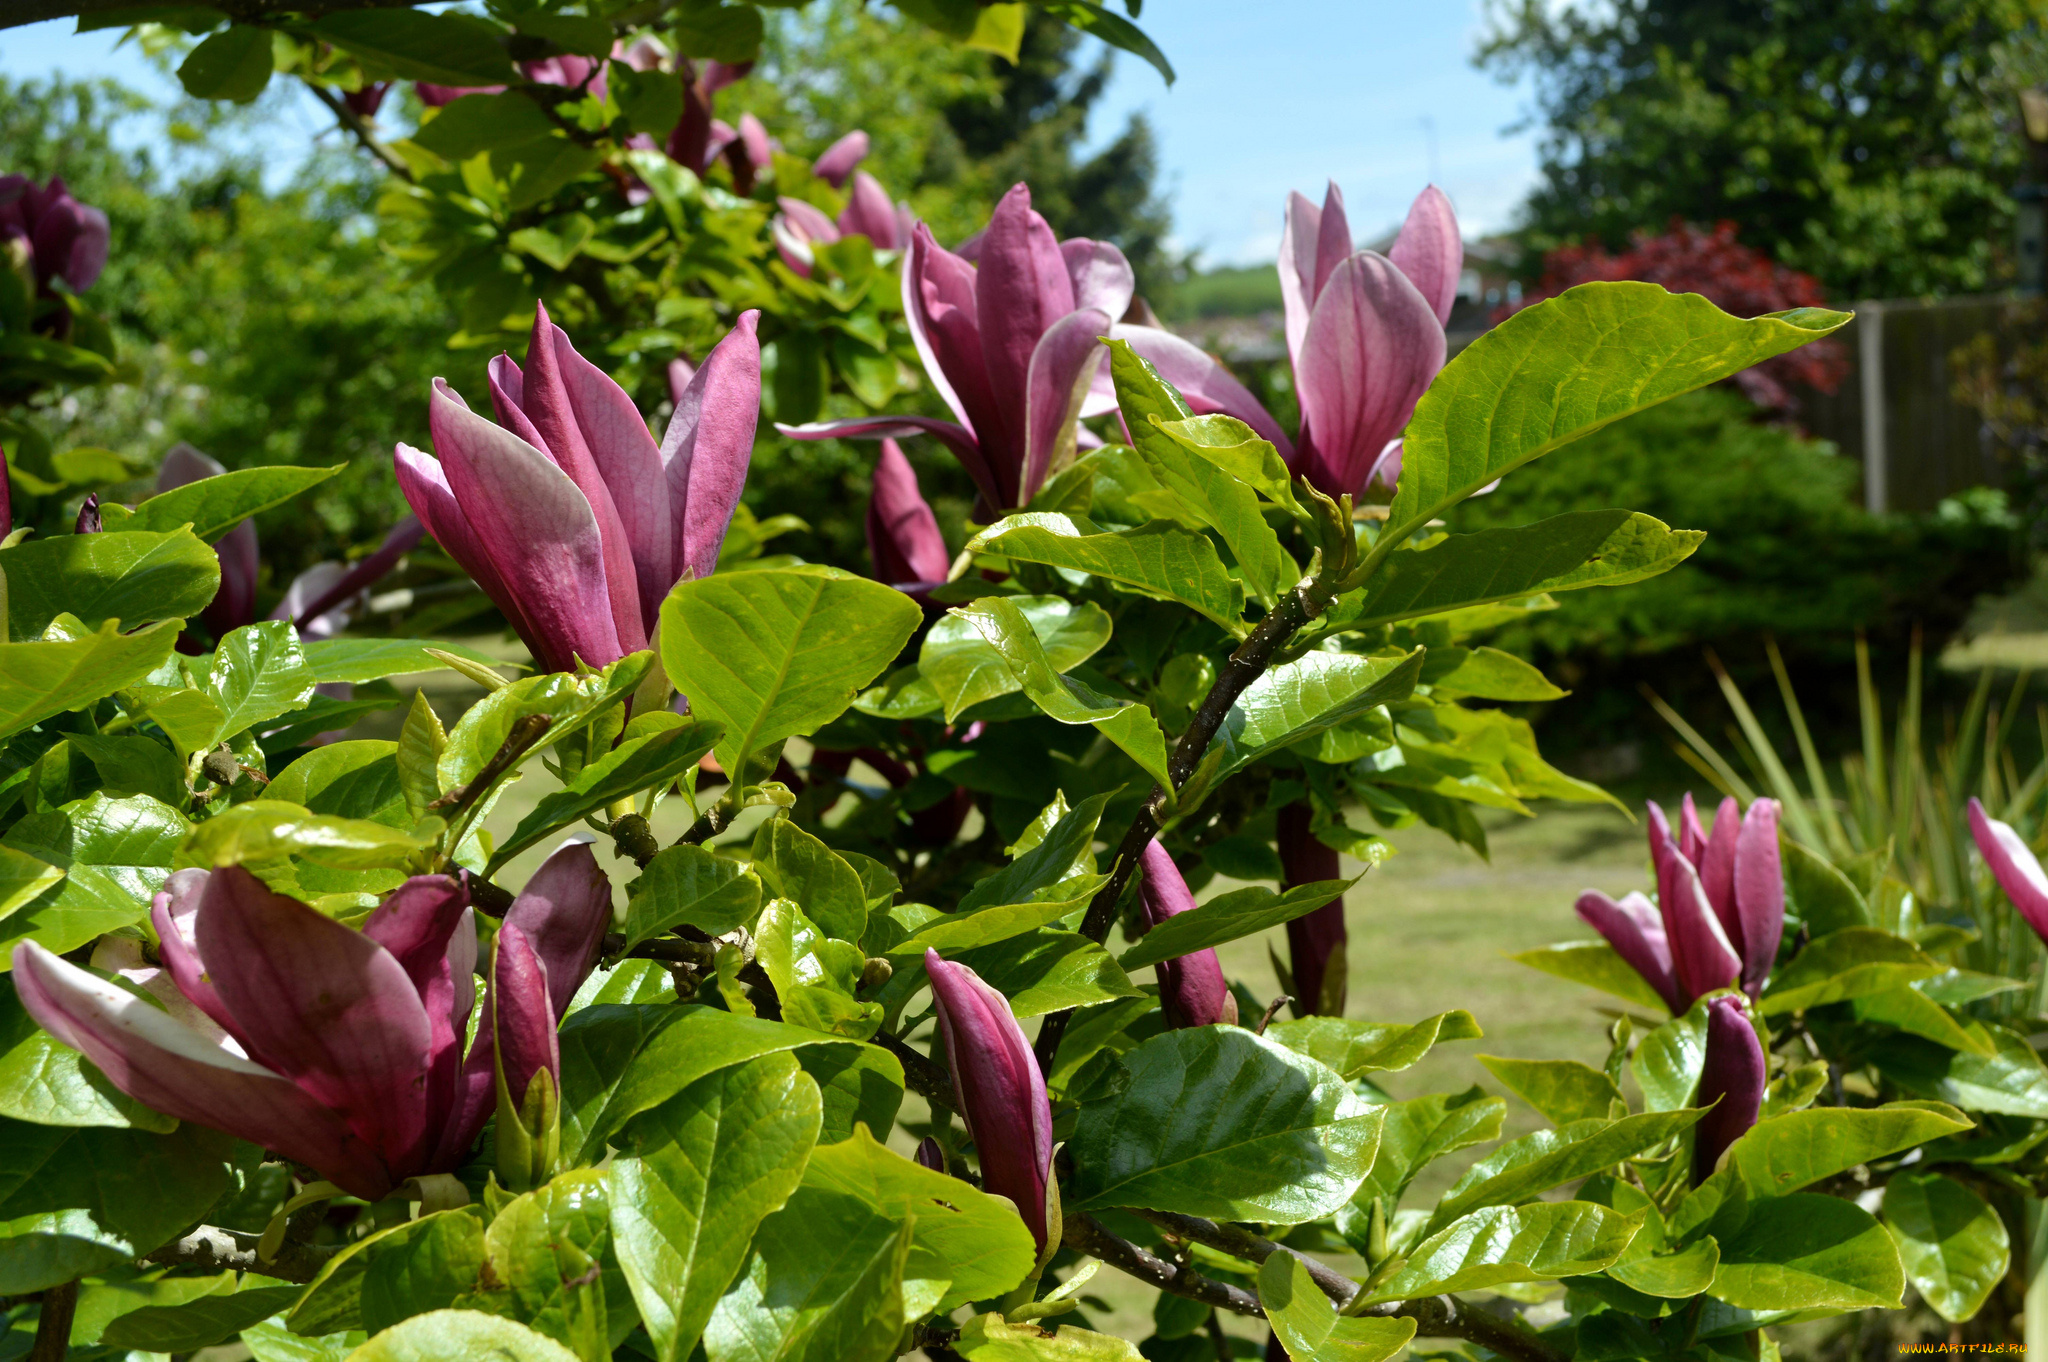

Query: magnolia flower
772 173 915 275
812 131 869 188
272 516 427 641
0 175 109 295
1693 996 1764 1183
1578 795 1783 1012
343 83 390 119
395 303 761 673
1137 840 1237 1029
779 183 1137 514
1968 797 2048 941
11 844 610 1201
1277 801 1347 1017
926 948 1053 1251
417 55 608 110
867 438 949 594
159 444 258 637
913 1135 945 1172
1278 182 1458 498
663 60 753 177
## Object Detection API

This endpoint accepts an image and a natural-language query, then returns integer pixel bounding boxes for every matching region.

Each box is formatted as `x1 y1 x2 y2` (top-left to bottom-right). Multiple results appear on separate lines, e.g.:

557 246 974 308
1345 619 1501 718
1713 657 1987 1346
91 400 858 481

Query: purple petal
500 840 611 1020
157 442 225 490
285 517 426 635
427 379 623 672
903 224 1005 483
192 867 435 1178
1647 801 1675 878
1576 890 1682 1014
490 924 560 1110
739 112 774 169
151 869 242 1041
1387 186 1461 327
394 442 544 657
1693 997 1764 1183
1699 796 1741 940
975 185 1075 492
1679 792 1707 869
1657 840 1741 1008
1277 190 1321 375
1364 439 1402 492
1734 800 1783 998
778 414 1002 519
778 196 839 245
362 877 477 1148
522 305 648 655
913 1136 944 1171
1105 325 1294 460
1060 238 1135 321
1278 800 1346 1016
812 130 869 187
1021 308 1110 504
13 941 397 1201
660 310 762 591
838 172 902 249
207 519 260 636
1311 181 1351 309
926 949 1052 1251
667 356 695 408
1138 840 1236 1029
1293 252 1444 498
868 438 951 586
1971 798 2048 943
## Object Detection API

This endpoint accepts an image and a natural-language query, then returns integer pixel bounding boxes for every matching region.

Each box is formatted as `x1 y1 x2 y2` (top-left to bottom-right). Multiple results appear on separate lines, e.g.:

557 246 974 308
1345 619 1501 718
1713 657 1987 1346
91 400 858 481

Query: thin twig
28 1281 75 1362
1062 1212 1264 1317
145 1225 338 1284
1204 1309 1233 1362
302 80 414 179
1135 1208 1358 1306
1254 995 1291 1035
430 715 551 817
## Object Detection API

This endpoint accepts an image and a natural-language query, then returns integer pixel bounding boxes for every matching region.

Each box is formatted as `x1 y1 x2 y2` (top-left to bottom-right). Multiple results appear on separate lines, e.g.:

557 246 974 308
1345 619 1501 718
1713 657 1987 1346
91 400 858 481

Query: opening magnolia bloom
0 174 109 295
12 844 610 1201
395 304 761 673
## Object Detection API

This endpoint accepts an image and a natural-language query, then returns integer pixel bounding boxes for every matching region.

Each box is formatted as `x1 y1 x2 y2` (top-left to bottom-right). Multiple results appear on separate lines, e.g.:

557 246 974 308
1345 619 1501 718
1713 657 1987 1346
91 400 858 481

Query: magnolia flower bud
1693 996 1765 1184
926 949 1053 1251
1136 839 1236 1029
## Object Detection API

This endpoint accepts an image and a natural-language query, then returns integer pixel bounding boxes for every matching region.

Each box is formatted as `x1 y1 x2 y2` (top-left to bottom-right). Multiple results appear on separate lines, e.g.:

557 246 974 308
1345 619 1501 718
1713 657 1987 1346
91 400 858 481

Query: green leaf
620 846 761 954
1852 985 1995 1054
300 638 511 686
177 25 272 102
1213 649 1423 775
966 513 1244 633
437 659 650 793
1386 282 1851 538
345 1310 579 1362
1882 1171 2009 1323
1259 1252 1415 1361
1780 837 1871 936
1422 647 1567 701
413 92 559 159
659 566 921 775
1609 1235 1722 1299
179 799 432 870
757 899 881 1039
1509 941 1669 1012
1119 877 1360 971
472 1170 618 1361
951 1312 1145 1359
0 980 174 1129
958 790 1111 916
3 528 220 638
800 1046 905 1145
611 1053 822 1362
0 1118 236 1292
942 931 1139 1018
0 792 185 962
754 818 868 942
1722 1104 1971 1199
1368 1201 1644 1302
1759 928 1941 1015
1350 1088 1506 1208
611 59 684 135
1038 1 1172 82
100 1283 302 1352
47 732 185 809
958 597 1170 790
115 464 341 542
1265 1012 1482 1080
488 719 719 874
1875 1025 2048 1117
803 1125 1037 1311
0 846 63 928
311 10 515 84
1476 1055 1624 1126
0 617 181 741
208 620 318 744
559 1004 861 1162
1067 1027 1383 1221
70 1272 238 1347
701 1184 911 1362
269 741 408 826
918 595 1110 722
1708 1194 1903 1311
1430 1110 1704 1231
1346 511 1701 629
288 1209 482 1337
1631 998 1712 1113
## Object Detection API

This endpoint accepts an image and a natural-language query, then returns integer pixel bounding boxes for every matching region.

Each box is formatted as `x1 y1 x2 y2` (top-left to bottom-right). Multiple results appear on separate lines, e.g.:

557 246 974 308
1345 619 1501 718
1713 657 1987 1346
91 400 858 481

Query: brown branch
430 715 551 817
1135 1209 1358 1307
1062 1212 1264 1317
611 813 661 868
303 80 415 179
28 1282 75 1362
145 1225 338 1285
4 0 424 29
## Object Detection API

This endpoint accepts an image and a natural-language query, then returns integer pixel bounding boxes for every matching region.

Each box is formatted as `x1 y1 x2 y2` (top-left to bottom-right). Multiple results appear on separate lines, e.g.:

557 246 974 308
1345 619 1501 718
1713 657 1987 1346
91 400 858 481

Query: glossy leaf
100 1283 303 1352
1266 1011 1482 1080
620 846 762 953
289 1208 482 1337
701 1183 911 1362
1476 1055 1624 1126
1875 1026 2048 1117
966 513 1244 633
1723 1104 1971 1199
345 1310 579 1362
1213 649 1423 775
178 800 432 870
756 898 881 1039
489 719 720 873
1508 941 1671 1013
918 596 1111 722
1430 1110 1703 1231
112 464 342 542
207 620 318 744
1259 1252 1415 1361
3 528 220 637
1367 1201 1644 1302
268 741 409 826
311 10 517 84
0 792 185 962
1759 929 1941 1015
753 818 868 943
958 790 1112 916
1708 1194 1903 1311
1882 1171 2008 1323
438 662 649 794
1351 1087 1506 1207
1119 877 1360 970
1631 998 1711 1113
301 638 512 686
0 617 181 741
800 1046 905 1145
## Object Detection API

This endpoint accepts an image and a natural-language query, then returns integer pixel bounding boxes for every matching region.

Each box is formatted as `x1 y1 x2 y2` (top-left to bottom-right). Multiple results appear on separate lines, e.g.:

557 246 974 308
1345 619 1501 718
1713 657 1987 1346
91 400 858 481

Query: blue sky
0 1 1541 267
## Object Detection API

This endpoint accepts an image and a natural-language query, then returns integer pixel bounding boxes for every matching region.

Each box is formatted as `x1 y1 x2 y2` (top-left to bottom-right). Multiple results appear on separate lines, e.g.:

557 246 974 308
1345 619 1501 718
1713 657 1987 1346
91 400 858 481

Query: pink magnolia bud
1136 840 1237 1029
1693 996 1764 1183
1277 801 1346 1016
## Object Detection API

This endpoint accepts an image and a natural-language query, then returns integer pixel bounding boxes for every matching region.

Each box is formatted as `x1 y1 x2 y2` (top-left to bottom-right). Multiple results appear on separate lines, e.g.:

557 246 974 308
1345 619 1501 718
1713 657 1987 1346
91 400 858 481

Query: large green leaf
0 792 186 962
3 528 220 637
958 790 1111 916
52 731 186 810
941 931 1139 1018
0 981 174 1130
208 620 318 744
1264 1012 1484 1080
916 596 1111 722
1874 1026 2048 1117
178 800 432 870
300 637 511 686
1760 928 1941 1015
1385 282 1850 540
1344 511 1700 629
659 566 921 774
958 596 1170 791
1429 1110 1703 1231
472 1171 621 1361
0 1118 237 1293
802 1126 1037 1312
1118 877 1360 970
177 26 273 101
1507 941 1675 1013
412 91 560 158
1066 1027 1382 1221
109 464 342 543
437 659 650 793
1476 1055 1624 1127
488 719 720 874
288 1209 482 1337
1882 1172 2008 1323
1350 1087 1506 1208
966 513 1244 633
268 741 409 826
1781 835 1871 935
345 1310 578 1362
756 899 881 1039
1722 1103 1971 1199
99 1283 303 1352
620 846 762 953
801 1046 905 1145
0 617 181 741
701 1184 911 1362
1259 1252 1414 1362
611 1053 822 1362
1631 999 1712 1113
753 818 868 943
1708 1194 1903 1311
311 10 517 84
1212 649 1423 774
1368 1201 1644 1302
0 847 63 929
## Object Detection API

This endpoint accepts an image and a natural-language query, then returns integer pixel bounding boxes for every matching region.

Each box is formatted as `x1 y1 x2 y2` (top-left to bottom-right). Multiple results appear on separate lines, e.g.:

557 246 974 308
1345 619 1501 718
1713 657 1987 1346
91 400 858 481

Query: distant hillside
1159 263 1281 322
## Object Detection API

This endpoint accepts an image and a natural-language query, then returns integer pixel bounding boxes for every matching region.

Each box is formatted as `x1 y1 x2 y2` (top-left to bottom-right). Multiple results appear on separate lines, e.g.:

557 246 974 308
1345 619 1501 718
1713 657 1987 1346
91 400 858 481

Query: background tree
1479 0 2036 299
